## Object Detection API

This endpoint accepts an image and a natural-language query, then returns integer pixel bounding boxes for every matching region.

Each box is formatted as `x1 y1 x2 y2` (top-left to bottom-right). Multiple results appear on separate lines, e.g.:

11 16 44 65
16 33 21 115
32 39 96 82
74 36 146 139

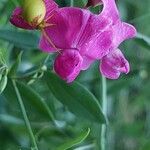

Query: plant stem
101 76 107 150
70 0 74 6
12 80 39 150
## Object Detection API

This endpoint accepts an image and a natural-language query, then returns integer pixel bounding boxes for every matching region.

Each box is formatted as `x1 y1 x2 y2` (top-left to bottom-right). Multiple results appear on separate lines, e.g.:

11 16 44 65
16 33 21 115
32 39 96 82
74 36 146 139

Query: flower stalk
70 0 74 7
12 80 39 150
101 76 107 150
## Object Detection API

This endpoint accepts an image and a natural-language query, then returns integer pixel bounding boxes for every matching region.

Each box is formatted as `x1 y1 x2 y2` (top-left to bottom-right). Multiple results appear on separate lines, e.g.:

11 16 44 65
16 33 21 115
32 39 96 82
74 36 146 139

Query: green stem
101 76 107 150
12 80 39 150
70 0 74 6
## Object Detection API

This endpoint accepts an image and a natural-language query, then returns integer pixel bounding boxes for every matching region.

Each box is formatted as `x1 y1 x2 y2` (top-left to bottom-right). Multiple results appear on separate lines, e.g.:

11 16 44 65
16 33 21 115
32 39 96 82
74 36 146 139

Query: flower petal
112 22 137 49
84 30 113 59
86 0 119 23
54 49 83 83
100 49 130 79
78 14 112 55
39 8 112 54
99 0 119 24
39 8 91 52
44 0 58 20
10 7 35 30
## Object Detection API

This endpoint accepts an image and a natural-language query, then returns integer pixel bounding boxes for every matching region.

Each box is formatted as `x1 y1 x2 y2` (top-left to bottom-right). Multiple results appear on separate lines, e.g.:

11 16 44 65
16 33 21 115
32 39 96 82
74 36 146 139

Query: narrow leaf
0 75 7 94
15 81 55 121
4 79 55 121
44 72 106 123
135 33 150 49
56 128 90 150
0 29 39 49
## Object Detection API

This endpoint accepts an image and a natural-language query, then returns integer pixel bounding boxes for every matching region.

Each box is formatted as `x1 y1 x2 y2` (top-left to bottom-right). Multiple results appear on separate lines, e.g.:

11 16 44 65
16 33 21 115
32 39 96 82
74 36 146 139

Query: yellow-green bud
22 0 46 26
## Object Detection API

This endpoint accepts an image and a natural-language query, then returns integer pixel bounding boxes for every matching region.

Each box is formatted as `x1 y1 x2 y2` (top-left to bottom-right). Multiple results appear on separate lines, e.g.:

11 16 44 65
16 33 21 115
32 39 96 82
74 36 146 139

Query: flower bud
22 0 46 26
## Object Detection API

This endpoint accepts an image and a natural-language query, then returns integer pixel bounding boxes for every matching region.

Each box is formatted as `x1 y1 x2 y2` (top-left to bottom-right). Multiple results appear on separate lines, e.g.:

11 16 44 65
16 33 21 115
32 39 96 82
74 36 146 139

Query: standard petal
44 0 58 20
99 0 119 24
78 14 112 55
84 30 113 59
39 8 91 52
39 8 112 54
10 7 35 30
100 49 130 79
54 49 83 83
112 22 137 49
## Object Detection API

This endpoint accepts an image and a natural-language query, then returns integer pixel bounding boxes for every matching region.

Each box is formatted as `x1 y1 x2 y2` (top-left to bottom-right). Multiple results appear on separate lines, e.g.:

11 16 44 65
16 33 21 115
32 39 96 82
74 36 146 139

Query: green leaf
135 33 150 49
0 49 6 65
0 66 8 94
0 75 7 94
0 29 39 49
56 128 90 150
44 72 106 123
8 51 23 77
16 81 55 122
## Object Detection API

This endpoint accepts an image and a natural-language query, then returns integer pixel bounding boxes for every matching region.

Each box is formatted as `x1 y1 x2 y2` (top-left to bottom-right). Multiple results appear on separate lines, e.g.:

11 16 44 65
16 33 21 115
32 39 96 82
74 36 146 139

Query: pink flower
39 0 136 82
10 0 136 82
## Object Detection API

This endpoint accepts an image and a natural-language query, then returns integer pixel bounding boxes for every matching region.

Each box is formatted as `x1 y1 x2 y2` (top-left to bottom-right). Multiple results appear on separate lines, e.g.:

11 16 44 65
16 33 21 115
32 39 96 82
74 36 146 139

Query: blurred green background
0 0 150 150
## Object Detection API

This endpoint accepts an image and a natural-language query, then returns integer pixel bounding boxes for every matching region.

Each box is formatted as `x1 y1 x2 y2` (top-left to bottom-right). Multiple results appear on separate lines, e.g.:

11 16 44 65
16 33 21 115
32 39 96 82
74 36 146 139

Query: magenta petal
112 22 137 49
39 31 57 52
54 49 83 83
100 49 130 79
78 14 112 55
10 7 35 30
39 8 112 54
85 30 113 59
39 8 91 52
99 0 119 23
44 0 58 20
